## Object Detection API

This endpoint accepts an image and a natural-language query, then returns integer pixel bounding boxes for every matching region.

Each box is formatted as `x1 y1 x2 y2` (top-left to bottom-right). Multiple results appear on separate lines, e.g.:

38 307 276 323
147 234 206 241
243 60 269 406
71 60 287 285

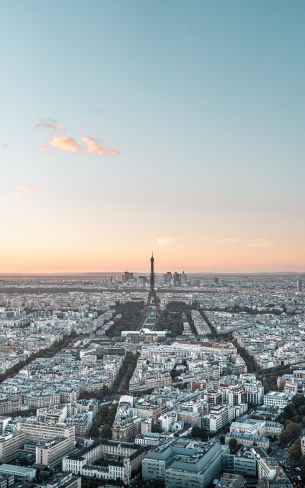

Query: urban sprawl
0 257 305 488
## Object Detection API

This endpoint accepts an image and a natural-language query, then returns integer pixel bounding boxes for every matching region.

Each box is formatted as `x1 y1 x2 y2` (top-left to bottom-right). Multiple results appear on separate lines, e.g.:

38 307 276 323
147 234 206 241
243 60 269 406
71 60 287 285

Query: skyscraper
181 271 187 286
122 271 134 283
173 272 181 287
163 272 172 286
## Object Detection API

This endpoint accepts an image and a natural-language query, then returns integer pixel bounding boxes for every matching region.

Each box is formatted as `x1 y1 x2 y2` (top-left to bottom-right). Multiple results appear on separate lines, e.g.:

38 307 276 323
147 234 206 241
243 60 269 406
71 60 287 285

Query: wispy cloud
208 237 240 244
45 134 119 156
156 237 184 246
156 236 274 249
49 136 81 153
14 185 41 203
81 136 119 156
36 117 119 156
16 185 41 194
248 238 272 248
156 236 240 246
35 118 66 131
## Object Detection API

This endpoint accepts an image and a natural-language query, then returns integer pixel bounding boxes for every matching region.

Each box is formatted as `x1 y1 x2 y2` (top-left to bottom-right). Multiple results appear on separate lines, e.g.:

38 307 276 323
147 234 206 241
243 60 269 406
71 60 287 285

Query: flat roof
0 465 36 474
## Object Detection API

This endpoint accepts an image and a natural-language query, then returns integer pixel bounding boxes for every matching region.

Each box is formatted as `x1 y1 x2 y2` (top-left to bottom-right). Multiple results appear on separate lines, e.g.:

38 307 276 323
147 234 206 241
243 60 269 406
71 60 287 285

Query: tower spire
147 252 158 308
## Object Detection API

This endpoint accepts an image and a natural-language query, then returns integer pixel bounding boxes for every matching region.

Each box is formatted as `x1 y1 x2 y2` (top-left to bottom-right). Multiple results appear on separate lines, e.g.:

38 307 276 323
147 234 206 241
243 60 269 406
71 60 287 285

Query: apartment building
17 421 75 442
36 436 75 467
0 431 28 463
263 392 293 409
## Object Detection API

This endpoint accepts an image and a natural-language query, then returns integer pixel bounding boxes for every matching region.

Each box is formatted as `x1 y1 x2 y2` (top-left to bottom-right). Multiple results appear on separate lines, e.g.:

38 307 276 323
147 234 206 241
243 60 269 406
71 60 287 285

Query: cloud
157 236 274 249
16 185 41 194
156 236 240 246
14 185 41 203
49 136 81 153
45 134 119 156
156 237 184 246
248 238 272 248
81 136 119 156
35 118 65 131
200 237 240 245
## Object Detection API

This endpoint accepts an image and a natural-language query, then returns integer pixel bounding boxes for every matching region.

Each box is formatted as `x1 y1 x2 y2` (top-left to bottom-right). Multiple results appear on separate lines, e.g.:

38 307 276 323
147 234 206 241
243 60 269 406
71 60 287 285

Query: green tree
228 438 238 453
289 439 302 462
282 404 297 420
277 378 285 391
280 422 301 445
299 405 305 416
191 426 209 441
301 456 305 483
292 395 305 409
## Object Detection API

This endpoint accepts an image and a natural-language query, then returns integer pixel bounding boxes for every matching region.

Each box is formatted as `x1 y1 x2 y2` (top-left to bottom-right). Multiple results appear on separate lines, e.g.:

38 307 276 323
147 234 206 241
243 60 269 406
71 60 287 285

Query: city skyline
1 0 305 273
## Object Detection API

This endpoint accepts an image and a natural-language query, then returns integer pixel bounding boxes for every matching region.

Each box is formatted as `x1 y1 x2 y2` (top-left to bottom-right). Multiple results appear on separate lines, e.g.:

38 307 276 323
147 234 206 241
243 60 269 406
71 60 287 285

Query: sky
0 0 304 273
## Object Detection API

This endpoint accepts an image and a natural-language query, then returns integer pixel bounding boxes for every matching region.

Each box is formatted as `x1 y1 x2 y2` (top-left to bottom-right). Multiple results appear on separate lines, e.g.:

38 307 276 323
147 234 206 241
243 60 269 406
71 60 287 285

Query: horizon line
0 270 305 276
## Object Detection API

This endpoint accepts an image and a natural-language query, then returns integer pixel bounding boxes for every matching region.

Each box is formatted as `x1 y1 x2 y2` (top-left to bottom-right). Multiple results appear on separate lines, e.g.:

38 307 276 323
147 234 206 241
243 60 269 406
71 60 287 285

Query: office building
142 438 228 488
0 465 36 482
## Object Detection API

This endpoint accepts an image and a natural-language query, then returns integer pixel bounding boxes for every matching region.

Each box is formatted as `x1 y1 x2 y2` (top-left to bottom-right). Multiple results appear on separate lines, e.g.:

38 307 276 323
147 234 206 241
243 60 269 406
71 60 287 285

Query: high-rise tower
147 253 159 308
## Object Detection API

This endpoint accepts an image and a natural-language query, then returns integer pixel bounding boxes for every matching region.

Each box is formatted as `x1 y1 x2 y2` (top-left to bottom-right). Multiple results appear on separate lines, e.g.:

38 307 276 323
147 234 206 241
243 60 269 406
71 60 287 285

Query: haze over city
1 0 304 273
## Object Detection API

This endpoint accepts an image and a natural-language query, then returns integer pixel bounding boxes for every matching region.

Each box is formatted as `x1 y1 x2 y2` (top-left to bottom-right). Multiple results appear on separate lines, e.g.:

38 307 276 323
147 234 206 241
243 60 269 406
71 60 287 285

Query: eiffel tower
147 253 159 308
